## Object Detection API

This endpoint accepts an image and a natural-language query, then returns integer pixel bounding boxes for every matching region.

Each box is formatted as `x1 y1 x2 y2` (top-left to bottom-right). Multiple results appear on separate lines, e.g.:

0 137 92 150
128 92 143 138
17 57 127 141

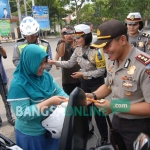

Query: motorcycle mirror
133 133 150 150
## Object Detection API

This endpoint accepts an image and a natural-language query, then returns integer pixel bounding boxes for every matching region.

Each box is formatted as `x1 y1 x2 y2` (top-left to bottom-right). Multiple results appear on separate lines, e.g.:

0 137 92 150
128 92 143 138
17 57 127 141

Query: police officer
83 22 97 43
126 12 150 55
48 24 108 145
89 19 150 150
12 16 52 71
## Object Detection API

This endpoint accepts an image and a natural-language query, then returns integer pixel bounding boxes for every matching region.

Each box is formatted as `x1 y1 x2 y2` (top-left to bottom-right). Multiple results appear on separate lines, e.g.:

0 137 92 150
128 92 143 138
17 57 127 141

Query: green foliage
9 0 150 27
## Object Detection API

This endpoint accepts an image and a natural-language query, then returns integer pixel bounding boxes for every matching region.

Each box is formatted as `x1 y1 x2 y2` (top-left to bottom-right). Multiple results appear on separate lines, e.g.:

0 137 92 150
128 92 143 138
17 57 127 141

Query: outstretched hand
94 99 112 114
49 96 67 105
48 60 56 65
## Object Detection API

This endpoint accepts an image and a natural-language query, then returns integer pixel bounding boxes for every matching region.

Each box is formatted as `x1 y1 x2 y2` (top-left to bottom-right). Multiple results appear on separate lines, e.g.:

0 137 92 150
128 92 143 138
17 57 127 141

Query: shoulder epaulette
41 39 49 44
16 38 26 43
135 54 150 65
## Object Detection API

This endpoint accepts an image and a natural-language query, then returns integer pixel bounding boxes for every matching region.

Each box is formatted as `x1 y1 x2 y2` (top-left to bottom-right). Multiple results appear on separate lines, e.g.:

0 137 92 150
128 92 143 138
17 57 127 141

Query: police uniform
91 19 150 150
134 32 150 55
106 47 150 119
56 24 108 141
106 47 150 149
126 12 150 55
55 45 108 139
55 46 106 81
13 38 52 71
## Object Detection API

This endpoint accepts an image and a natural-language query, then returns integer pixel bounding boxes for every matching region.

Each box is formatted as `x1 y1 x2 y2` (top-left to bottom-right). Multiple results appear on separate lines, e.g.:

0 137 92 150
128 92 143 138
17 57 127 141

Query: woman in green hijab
7 44 68 150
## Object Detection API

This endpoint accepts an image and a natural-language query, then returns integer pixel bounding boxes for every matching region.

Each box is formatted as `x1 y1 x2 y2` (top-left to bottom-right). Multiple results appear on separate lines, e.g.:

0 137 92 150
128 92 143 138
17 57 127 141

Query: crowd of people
0 11 150 150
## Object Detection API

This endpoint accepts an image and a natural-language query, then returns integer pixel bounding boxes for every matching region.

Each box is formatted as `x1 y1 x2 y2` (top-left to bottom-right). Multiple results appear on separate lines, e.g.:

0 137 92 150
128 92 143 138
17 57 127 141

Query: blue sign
32 6 50 31
0 0 11 19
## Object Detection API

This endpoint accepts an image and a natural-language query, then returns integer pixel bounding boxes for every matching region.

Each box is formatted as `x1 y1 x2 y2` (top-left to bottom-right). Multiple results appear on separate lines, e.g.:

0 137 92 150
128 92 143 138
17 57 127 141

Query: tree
70 0 85 24
78 3 95 23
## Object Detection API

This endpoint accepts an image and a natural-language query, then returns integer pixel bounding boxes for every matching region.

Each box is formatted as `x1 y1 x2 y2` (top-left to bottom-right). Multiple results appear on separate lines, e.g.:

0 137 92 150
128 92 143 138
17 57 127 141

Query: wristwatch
91 92 97 100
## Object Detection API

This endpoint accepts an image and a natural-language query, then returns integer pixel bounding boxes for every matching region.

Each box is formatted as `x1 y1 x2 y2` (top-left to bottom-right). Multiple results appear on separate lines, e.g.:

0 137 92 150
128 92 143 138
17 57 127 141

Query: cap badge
97 29 101 37
130 15 135 20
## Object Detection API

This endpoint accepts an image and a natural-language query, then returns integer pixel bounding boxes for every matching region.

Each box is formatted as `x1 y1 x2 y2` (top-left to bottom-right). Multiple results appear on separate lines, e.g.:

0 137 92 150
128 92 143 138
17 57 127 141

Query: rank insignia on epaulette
136 54 150 65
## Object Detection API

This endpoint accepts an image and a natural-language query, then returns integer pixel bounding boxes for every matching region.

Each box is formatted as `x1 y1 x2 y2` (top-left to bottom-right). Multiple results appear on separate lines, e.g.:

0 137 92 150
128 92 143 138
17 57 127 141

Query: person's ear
120 35 127 45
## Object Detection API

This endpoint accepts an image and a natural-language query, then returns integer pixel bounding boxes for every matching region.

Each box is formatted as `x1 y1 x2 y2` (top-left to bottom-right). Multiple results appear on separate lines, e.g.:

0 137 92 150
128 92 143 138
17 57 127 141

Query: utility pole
23 0 27 16
32 0 35 6
16 0 22 24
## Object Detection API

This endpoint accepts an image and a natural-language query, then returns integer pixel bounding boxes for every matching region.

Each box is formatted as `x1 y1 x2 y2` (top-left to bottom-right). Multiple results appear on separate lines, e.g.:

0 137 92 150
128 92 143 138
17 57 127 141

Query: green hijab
13 44 54 100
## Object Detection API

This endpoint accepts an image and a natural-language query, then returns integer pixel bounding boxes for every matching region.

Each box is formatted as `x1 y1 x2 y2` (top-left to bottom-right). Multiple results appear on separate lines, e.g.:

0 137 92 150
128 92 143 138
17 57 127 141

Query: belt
82 76 92 80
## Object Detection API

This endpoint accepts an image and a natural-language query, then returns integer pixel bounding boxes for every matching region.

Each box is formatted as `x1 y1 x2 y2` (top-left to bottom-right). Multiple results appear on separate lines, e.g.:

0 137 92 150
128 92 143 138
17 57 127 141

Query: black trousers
80 76 108 138
111 115 150 150
62 82 81 95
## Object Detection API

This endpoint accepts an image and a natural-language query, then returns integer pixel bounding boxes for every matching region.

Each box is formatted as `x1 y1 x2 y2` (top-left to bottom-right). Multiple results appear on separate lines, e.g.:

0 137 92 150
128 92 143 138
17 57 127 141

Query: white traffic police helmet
20 16 40 36
42 102 68 139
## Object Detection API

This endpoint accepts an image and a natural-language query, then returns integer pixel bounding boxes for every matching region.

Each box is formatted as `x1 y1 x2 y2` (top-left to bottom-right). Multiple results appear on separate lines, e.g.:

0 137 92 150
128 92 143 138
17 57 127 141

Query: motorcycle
0 133 22 150
1 87 150 150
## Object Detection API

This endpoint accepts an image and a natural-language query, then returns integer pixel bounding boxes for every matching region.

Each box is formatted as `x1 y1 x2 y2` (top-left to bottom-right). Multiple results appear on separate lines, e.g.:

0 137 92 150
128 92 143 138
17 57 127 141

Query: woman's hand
71 72 83 78
94 99 112 115
48 60 56 65
48 96 67 105
37 96 68 112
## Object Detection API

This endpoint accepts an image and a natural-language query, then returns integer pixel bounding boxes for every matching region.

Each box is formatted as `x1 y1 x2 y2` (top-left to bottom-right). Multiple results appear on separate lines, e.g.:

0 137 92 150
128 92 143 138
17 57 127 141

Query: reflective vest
18 44 47 54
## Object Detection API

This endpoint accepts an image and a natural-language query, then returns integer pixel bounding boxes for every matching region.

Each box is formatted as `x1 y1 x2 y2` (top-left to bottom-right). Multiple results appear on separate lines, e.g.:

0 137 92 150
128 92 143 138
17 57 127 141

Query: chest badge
138 41 144 48
108 79 112 90
89 55 94 60
126 92 132 96
123 81 132 88
124 59 131 68
78 48 82 56
122 76 135 81
108 65 114 73
127 65 136 75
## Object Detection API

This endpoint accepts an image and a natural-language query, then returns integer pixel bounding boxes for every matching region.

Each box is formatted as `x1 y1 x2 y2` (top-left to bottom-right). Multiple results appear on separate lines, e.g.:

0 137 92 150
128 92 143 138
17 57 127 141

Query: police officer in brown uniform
48 24 108 144
126 12 150 55
89 19 150 150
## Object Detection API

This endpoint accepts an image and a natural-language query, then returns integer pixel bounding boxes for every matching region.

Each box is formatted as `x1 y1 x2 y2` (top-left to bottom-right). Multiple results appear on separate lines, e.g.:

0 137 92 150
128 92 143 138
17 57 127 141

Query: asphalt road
0 37 102 149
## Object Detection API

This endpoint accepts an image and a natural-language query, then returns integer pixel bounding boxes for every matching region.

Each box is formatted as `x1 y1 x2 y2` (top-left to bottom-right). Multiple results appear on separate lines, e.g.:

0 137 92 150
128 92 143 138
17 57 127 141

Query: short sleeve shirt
105 47 150 119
